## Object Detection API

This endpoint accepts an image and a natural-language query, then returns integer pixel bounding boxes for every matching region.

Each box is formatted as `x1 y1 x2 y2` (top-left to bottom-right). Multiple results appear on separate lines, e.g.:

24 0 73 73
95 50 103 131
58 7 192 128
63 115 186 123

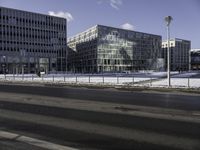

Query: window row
0 48 60 54
0 16 66 30
0 40 66 46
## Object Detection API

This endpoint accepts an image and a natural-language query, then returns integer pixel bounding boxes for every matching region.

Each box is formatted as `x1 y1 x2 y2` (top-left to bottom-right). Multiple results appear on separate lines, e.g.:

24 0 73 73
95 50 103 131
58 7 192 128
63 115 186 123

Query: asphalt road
0 84 200 150
0 84 200 111
0 140 47 150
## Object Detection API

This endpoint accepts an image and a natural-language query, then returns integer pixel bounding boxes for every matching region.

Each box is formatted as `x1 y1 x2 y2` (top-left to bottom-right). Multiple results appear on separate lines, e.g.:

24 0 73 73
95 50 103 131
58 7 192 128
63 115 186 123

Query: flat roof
97 24 162 37
162 38 191 43
0 6 66 21
68 24 162 40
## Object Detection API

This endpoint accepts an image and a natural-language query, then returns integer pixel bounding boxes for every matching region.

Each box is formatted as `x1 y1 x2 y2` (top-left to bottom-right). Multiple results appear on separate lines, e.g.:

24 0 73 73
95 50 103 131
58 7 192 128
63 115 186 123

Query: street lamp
165 16 173 87
189 50 191 71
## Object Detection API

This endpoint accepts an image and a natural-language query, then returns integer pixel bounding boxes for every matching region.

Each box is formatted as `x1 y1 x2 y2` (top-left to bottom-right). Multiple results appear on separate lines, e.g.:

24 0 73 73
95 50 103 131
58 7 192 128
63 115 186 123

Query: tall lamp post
189 50 191 71
165 16 173 87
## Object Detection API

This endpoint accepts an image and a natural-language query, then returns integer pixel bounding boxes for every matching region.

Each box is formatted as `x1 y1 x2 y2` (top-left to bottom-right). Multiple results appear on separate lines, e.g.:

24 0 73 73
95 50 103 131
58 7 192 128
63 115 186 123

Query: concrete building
68 25 163 73
0 7 67 74
162 39 191 71
191 49 200 70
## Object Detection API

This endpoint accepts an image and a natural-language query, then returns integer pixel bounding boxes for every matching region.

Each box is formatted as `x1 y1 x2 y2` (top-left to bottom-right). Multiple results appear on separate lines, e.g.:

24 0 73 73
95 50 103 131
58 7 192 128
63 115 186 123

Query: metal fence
0 74 200 88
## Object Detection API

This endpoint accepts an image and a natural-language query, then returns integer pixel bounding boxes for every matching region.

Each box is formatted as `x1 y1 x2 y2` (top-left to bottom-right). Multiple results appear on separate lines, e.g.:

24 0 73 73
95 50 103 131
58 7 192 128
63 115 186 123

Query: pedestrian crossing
0 92 200 150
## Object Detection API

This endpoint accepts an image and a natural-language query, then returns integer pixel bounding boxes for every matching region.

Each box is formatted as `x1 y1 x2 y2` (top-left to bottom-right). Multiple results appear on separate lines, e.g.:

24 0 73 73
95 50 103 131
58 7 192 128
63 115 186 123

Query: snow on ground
0 74 151 84
0 72 200 88
152 78 187 87
147 71 178 77
152 78 200 88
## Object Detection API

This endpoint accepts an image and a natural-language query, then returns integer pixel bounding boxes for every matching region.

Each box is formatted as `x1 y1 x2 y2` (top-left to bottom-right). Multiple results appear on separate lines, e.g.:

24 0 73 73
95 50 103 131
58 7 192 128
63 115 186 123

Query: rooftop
68 24 161 41
0 6 66 20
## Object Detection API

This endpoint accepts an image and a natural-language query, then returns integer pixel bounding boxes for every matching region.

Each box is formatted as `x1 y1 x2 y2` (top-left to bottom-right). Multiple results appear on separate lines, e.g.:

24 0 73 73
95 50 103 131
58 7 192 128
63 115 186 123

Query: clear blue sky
0 0 199 48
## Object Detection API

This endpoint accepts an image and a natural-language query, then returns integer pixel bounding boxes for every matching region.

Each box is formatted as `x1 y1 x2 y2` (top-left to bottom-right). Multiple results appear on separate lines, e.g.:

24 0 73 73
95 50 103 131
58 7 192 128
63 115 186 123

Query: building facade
191 49 200 70
68 25 163 73
0 7 67 74
162 39 191 71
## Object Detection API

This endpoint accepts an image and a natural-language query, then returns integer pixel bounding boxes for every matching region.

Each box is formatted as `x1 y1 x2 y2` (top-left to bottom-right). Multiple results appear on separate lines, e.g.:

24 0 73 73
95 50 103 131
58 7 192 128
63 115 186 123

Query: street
0 140 47 150
0 84 200 150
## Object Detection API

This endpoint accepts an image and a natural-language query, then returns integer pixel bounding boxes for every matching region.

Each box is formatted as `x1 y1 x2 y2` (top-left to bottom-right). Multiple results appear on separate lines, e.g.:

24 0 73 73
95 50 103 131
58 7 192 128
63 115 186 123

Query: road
0 84 200 150
0 140 47 150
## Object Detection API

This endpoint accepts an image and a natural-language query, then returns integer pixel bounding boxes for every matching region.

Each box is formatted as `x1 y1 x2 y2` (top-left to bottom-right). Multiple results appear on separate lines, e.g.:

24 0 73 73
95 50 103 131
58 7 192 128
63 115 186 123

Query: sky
0 0 200 48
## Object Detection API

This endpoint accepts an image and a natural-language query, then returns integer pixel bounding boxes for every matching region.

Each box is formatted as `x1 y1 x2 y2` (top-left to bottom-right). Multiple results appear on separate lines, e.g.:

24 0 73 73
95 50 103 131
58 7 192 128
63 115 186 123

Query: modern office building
0 7 67 74
68 25 163 73
191 49 200 70
162 39 191 71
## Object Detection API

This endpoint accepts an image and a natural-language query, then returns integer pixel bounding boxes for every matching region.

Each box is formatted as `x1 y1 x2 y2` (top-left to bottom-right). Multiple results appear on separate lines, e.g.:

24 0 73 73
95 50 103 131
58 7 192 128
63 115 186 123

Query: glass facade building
0 7 67 74
162 39 191 71
68 25 163 73
191 49 200 70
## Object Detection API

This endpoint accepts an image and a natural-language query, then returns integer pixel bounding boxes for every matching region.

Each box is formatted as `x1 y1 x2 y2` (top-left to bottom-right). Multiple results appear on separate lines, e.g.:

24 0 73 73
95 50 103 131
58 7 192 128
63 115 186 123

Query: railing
0 74 200 88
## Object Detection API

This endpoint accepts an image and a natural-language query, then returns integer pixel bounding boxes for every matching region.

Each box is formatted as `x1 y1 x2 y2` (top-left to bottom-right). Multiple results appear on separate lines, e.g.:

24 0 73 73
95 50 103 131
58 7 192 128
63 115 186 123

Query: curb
0 130 78 150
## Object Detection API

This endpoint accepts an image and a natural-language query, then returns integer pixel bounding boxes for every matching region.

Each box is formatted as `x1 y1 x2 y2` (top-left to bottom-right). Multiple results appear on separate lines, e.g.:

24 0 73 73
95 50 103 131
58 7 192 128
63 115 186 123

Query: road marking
0 109 200 150
0 92 200 124
192 112 200 116
0 130 78 150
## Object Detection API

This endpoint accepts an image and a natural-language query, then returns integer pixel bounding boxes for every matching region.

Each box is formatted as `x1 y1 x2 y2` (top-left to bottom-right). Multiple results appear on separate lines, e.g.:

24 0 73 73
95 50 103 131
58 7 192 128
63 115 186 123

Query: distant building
191 49 200 70
162 39 191 71
0 7 67 74
68 25 163 73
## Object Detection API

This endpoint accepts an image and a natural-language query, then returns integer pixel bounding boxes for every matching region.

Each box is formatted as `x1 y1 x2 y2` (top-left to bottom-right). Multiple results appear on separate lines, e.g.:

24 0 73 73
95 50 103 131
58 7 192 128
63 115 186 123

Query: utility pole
165 16 173 87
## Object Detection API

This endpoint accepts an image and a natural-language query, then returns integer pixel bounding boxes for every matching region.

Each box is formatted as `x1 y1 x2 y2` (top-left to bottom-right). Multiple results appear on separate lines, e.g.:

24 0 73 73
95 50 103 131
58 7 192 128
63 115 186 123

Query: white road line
0 109 200 150
0 92 200 124
192 113 200 116
0 130 78 150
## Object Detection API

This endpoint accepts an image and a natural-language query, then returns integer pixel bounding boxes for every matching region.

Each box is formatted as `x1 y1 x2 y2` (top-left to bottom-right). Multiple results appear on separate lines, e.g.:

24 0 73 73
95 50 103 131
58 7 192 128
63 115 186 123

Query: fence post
150 77 152 86
64 75 66 82
117 76 119 84
32 75 33 81
76 75 78 83
132 76 134 85
13 74 15 80
188 78 190 88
